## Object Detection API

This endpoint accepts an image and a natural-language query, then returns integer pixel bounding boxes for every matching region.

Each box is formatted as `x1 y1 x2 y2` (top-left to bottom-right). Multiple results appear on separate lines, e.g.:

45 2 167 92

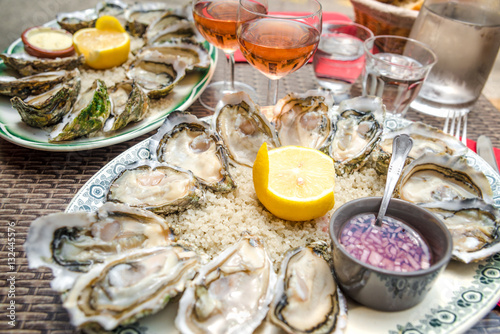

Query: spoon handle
375 134 413 226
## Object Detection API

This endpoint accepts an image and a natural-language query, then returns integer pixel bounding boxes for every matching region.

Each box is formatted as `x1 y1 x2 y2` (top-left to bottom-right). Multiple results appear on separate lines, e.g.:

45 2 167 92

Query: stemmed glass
236 0 322 106
192 0 257 110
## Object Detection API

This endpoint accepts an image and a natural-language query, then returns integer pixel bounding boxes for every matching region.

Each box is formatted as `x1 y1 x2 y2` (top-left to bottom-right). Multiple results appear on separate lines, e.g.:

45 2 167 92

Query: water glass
409 0 500 117
362 35 437 117
313 20 373 101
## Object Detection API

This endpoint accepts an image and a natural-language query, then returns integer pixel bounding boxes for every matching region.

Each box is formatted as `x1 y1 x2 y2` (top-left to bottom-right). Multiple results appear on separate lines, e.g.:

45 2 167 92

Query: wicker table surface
1 57 500 333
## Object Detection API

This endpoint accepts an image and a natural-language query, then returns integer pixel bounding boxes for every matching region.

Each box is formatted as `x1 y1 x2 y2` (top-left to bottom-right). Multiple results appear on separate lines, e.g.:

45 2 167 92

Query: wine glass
192 0 257 110
236 0 322 106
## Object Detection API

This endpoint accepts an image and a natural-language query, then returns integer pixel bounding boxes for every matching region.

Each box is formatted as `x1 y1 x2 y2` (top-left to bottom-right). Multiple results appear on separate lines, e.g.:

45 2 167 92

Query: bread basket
350 0 419 37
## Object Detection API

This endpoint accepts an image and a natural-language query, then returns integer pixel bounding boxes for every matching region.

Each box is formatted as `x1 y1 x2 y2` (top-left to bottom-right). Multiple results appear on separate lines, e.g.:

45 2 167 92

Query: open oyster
0 53 84 76
269 241 347 334
23 202 175 291
0 69 78 99
175 235 277 334
375 122 469 174
396 153 494 204
63 245 202 331
56 9 97 34
273 91 335 150
150 111 236 192
137 38 211 71
107 160 204 214
328 97 384 175
145 13 197 45
125 2 169 37
213 91 280 167
420 199 500 264
11 76 81 128
50 79 111 142
104 80 149 132
126 53 187 99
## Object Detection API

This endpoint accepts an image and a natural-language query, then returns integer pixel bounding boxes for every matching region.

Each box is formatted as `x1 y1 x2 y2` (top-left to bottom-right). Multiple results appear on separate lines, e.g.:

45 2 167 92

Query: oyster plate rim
65 116 500 334
0 18 217 152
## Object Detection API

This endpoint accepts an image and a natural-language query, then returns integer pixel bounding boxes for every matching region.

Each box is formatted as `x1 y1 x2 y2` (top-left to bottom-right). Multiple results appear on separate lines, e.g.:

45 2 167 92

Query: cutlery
477 135 500 173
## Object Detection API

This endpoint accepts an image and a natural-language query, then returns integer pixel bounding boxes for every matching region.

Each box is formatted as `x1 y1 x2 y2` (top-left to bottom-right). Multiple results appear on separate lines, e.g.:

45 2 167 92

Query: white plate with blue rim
66 116 500 334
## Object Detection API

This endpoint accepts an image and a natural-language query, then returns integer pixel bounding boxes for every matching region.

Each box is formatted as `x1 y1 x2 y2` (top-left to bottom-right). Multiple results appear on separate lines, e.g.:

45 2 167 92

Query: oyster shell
63 245 202 331
145 13 197 45
269 241 347 334
104 80 150 132
23 202 175 291
375 122 469 174
49 79 111 142
0 69 79 99
175 235 277 334
150 111 236 192
137 38 211 71
106 160 204 214
273 91 335 150
56 9 97 34
11 76 81 128
328 96 385 175
396 153 494 204
124 2 170 37
213 91 280 167
126 52 187 99
420 199 500 264
0 53 84 76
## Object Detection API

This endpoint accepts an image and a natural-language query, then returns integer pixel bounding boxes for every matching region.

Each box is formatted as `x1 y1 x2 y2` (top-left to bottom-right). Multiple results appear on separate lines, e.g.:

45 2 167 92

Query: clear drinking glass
192 0 257 110
236 0 322 106
409 0 500 117
313 20 374 102
362 35 437 118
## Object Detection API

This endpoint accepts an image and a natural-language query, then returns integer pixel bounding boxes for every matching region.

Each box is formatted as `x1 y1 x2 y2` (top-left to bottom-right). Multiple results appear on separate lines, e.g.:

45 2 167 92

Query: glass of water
362 35 437 117
313 21 374 102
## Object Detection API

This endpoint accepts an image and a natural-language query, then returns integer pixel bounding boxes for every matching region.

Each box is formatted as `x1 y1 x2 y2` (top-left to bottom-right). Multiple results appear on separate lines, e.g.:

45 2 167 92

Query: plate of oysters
0 1 216 151
24 91 500 334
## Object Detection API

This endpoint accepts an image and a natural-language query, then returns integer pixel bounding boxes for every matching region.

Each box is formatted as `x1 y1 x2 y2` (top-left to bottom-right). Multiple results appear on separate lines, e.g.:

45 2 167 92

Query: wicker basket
350 0 418 37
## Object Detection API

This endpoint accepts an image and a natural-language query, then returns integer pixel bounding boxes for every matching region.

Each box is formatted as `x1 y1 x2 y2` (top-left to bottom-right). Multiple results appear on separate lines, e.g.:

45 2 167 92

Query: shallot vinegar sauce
340 213 432 272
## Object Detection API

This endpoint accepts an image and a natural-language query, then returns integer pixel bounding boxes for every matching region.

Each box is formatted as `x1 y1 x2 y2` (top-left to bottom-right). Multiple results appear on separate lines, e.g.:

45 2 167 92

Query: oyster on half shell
124 2 169 37
23 202 175 292
106 160 204 214
63 245 202 331
11 76 81 128
175 235 277 334
0 53 84 76
213 91 280 167
56 9 97 34
268 241 347 334
145 13 197 45
150 111 236 192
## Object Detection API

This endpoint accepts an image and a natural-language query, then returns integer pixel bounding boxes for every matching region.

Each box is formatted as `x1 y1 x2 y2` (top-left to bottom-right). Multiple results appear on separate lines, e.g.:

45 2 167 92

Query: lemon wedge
253 143 335 221
73 15 130 70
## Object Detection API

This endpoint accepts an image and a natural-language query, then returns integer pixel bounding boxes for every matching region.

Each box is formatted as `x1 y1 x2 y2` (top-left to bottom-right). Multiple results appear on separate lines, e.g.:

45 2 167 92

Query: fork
443 109 468 145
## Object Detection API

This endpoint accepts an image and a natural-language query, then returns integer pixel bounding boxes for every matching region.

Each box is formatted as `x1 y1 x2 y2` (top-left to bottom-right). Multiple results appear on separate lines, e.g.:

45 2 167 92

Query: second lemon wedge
253 143 336 221
73 15 130 70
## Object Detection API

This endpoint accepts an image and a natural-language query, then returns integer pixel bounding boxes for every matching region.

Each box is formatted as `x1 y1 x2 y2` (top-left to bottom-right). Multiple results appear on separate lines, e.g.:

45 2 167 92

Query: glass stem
225 52 236 92
266 79 279 106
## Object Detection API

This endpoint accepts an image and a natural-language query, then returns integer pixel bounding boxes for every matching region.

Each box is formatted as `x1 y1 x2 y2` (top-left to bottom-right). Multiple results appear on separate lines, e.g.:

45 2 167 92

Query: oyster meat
50 79 111 142
125 2 170 37
396 153 494 204
420 199 500 264
175 235 277 334
107 160 204 214
0 53 84 76
63 245 202 331
23 202 175 291
269 241 347 334
104 80 149 132
273 91 334 150
213 91 280 167
11 76 81 128
126 52 187 99
150 111 236 192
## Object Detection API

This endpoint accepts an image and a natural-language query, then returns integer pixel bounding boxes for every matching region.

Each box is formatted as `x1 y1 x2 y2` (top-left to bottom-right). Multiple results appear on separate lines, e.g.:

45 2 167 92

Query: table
1 55 500 333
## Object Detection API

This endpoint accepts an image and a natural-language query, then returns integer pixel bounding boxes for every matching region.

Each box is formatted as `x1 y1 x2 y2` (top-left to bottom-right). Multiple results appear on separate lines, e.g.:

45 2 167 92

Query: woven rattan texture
1 59 500 333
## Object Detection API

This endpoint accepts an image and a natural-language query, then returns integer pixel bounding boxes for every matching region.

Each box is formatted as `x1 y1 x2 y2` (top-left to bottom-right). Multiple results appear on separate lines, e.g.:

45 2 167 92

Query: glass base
410 98 471 118
198 81 257 111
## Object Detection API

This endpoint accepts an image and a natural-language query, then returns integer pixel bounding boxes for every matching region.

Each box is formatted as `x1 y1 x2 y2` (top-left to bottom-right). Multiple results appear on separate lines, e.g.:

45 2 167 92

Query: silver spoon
375 134 413 226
